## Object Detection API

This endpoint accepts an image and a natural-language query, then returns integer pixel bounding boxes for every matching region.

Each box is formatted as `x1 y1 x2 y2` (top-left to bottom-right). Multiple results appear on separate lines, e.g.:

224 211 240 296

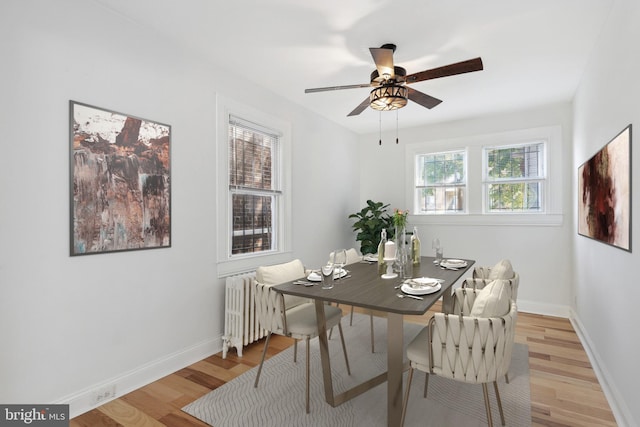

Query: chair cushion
406 326 431 371
469 279 511 318
256 259 308 309
285 303 343 337
488 259 514 280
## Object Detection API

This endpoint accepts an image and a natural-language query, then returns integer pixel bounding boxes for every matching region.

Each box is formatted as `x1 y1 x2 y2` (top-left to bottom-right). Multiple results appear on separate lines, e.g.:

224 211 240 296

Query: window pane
229 124 274 190
486 143 543 180
231 193 273 254
418 151 465 185
417 187 465 213
487 182 542 211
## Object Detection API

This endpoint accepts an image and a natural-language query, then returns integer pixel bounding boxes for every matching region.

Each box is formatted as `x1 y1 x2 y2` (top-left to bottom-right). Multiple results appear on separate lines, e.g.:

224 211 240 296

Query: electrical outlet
91 384 116 406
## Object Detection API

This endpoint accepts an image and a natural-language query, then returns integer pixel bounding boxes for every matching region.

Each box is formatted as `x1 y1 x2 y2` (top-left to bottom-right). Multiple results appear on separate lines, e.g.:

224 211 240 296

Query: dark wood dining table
274 256 475 427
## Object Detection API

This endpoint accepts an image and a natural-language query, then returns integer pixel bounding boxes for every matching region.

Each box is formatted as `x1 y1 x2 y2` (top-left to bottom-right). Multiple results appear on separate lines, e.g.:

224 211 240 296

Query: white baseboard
569 308 635 427
517 299 570 318
58 335 223 419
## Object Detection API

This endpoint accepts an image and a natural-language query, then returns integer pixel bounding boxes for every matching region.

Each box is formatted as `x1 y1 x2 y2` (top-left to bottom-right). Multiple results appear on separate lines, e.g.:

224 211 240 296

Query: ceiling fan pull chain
396 110 399 144
379 112 382 145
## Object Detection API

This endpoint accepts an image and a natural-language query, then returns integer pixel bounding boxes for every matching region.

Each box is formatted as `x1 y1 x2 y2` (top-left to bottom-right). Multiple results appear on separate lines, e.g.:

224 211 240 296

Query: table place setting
400 277 443 296
362 253 378 263
439 258 468 270
306 268 349 282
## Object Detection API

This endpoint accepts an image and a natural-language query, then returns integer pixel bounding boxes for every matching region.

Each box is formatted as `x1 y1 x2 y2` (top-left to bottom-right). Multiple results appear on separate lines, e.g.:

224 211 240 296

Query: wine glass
333 249 348 280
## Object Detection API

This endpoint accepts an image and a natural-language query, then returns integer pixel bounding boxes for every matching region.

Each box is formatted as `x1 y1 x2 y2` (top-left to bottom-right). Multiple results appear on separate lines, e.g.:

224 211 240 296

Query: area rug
183 313 531 426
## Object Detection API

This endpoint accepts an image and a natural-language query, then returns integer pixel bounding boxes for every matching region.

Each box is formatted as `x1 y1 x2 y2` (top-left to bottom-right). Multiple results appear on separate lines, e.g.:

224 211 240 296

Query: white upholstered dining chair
462 259 519 300
400 280 518 427
253 259 351 413
460 258 519 383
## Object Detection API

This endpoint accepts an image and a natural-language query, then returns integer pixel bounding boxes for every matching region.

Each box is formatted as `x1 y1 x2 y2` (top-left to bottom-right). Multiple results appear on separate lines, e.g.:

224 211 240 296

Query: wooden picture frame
578 124 632 251
70 101 171 256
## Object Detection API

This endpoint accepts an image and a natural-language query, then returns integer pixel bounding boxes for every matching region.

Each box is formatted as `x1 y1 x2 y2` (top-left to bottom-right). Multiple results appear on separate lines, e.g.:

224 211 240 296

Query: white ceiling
94 0 614 134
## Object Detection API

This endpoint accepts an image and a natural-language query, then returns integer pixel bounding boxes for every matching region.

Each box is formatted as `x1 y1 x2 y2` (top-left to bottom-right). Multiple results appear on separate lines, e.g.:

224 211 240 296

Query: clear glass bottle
411 226 421 265
377 228 387 274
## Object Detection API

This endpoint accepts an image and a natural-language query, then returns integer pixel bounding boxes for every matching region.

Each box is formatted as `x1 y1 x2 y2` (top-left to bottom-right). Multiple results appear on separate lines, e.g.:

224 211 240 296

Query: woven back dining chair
400 281 517 427
253 259 351 413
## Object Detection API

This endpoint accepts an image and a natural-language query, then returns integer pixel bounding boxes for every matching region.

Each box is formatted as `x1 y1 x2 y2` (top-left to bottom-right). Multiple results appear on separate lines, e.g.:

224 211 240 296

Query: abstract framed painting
69 101 171 256
578 124 632 252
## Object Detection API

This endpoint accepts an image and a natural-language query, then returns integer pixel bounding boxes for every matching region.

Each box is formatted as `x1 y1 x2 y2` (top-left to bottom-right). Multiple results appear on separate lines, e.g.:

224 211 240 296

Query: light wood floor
71 303 617 426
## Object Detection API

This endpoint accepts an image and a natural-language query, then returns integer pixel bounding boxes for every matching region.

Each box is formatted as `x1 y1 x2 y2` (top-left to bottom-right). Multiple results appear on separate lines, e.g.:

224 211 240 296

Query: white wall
358 103 574 315
0 0 358 416
572 0 640 425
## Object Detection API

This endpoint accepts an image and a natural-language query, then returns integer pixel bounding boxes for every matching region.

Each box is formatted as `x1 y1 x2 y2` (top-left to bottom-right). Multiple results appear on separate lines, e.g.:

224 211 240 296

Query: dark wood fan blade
305 83 371 93
406 57 483 84
347 97 371 116
407 87 442 109
370 46 395 79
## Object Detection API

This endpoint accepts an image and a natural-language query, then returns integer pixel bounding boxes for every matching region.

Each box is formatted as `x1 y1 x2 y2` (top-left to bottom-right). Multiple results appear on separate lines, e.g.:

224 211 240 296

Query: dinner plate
410 277 441 286
401 282 441 295
307 268 348 282
440 259 468 269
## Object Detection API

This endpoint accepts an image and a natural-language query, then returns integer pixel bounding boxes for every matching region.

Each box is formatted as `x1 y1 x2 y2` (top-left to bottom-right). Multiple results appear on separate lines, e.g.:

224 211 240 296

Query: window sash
486 182 543 212
484 142 545 181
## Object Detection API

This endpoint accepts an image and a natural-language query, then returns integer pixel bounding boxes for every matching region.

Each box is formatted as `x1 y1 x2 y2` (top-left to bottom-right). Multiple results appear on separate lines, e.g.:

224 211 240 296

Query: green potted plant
348 200 394 254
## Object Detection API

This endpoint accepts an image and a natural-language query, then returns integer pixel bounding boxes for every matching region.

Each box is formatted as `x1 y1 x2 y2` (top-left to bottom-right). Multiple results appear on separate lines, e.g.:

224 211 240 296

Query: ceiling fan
304 44 483 116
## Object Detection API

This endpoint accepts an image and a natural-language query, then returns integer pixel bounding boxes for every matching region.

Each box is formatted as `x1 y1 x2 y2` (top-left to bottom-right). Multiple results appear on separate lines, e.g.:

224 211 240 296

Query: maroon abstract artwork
70 101 171 255
578 125 631 251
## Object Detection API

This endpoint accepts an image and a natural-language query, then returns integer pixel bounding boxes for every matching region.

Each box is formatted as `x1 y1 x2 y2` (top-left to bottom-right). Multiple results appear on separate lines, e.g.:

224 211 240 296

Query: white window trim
216 94 292 276
404 125 563 227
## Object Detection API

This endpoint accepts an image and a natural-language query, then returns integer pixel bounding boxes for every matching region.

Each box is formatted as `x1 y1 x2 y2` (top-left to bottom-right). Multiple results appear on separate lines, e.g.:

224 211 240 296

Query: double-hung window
414 150 467 214
228 115 281 255
217 96 292 276
483 142 546 212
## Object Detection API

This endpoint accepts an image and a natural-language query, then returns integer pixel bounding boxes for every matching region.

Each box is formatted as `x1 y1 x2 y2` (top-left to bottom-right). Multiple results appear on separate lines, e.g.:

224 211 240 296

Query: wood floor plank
71 307 617 426
97 400 165 427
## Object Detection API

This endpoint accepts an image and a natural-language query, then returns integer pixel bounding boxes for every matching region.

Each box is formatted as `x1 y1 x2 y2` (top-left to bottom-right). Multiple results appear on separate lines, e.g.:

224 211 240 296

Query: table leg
314 300 335 406
387 312 404 427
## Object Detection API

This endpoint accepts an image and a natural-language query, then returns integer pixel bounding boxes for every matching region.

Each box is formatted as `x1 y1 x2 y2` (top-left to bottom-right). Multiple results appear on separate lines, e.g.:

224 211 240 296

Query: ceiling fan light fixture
369 84 408 111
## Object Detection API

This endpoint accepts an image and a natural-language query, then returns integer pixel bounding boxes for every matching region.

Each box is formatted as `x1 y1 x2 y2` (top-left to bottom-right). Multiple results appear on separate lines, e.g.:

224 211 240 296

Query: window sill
410 213 564 227
217 250 293 278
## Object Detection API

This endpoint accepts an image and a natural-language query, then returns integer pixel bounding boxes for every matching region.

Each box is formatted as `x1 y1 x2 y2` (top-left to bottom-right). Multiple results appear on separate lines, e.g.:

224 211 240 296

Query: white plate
410 277 441 286
363 254 378 262
440 259 468 269
401 282 441 295
307 268 348 282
